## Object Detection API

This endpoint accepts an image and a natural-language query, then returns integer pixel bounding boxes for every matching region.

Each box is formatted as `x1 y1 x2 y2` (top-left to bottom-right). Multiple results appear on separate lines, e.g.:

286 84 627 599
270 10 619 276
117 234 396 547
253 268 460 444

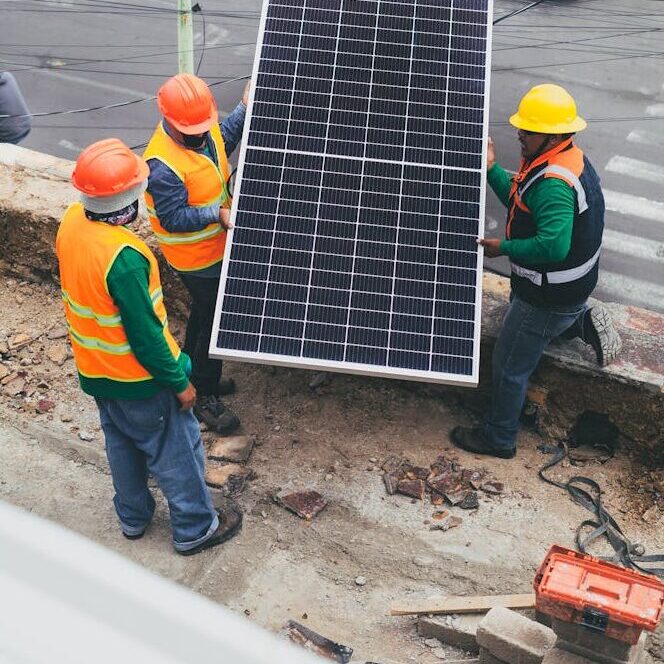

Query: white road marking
627 129 664 149
602 229 664 263
33 69 149 100
603 189 664 225
597 271 664 311
645 103 664 117
605 155 664 185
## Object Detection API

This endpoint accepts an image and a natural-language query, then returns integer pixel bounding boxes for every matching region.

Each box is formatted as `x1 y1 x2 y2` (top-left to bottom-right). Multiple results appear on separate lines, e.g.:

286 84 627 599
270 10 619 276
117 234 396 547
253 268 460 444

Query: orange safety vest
55 203 181 383
143 122 231 272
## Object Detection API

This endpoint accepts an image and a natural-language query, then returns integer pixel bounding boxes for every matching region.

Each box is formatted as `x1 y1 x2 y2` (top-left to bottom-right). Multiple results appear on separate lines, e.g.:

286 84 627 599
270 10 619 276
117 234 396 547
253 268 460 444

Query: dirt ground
0 267 662 663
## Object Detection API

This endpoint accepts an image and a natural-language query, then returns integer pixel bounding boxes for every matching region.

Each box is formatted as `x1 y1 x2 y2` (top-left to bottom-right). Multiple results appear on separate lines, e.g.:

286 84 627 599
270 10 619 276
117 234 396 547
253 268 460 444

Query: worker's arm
499 177 576 264
487 162 512 208
220 101 246 157
106 247 190 393
147 159 220 233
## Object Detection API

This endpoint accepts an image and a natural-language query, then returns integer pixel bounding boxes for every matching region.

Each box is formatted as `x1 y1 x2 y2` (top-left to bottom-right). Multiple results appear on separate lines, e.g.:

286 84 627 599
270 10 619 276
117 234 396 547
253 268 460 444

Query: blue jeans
95 390 218 552
484 295 587 450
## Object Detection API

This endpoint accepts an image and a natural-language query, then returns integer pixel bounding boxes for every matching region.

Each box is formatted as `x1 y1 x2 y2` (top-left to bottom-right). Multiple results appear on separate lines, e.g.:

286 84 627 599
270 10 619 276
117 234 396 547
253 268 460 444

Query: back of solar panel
211 0 493 386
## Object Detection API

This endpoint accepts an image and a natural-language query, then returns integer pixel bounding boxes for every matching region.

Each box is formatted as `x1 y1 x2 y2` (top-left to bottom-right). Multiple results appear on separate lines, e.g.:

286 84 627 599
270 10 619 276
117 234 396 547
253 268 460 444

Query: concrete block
477 607 556 664
418 614 483 653
556 635 646 664
479 646 506 664
208 435 255 463
542 647 596 663
552 618 643 663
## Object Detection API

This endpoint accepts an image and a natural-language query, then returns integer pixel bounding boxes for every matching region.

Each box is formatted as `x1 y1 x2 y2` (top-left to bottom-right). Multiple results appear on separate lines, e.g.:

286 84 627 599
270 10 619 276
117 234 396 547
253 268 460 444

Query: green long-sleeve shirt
77 247 190 400
488 162 576 265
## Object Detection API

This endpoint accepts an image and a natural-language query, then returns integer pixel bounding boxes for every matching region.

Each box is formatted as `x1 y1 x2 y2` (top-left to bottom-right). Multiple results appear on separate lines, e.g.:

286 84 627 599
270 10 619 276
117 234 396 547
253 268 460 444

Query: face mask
86 201 139 226
183 132 207 149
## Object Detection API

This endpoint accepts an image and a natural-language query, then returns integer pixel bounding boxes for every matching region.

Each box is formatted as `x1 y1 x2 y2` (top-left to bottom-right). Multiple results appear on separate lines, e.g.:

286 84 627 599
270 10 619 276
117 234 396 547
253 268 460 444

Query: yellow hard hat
509 84 587 134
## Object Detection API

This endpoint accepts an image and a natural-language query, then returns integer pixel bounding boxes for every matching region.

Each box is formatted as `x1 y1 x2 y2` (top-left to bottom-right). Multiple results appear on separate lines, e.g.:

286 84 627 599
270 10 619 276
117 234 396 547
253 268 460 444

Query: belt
511 248 600 287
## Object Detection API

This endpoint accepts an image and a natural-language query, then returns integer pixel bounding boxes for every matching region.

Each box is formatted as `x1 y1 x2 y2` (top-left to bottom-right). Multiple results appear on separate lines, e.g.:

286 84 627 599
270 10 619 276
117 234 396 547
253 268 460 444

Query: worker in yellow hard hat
56 139 242 554
451 83 621 460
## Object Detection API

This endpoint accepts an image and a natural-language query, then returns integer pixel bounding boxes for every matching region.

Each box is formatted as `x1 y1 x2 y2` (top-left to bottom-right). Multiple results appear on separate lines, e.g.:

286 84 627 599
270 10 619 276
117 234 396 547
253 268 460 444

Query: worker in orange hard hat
452 84 621 460
56 138 242 555
144 73 249 435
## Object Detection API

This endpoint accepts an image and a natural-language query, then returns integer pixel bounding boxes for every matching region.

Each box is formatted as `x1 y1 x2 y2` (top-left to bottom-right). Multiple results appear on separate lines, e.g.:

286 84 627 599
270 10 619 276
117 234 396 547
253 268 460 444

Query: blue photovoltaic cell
212 0 492 384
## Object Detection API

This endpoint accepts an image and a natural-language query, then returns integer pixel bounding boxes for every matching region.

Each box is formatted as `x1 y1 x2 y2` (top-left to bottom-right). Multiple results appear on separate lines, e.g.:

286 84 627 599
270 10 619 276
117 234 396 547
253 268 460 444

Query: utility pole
177 0 194 74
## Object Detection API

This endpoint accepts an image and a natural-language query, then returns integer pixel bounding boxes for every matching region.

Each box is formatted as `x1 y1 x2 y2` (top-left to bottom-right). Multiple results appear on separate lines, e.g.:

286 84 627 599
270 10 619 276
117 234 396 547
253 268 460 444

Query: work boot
450 426 516 459
217 376 236 396
583 305 622 367
194 395 240 435
178 503 243 556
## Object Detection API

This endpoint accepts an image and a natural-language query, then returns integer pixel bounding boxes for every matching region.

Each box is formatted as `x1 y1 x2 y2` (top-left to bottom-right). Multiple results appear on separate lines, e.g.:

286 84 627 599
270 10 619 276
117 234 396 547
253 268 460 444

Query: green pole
177 0 194 74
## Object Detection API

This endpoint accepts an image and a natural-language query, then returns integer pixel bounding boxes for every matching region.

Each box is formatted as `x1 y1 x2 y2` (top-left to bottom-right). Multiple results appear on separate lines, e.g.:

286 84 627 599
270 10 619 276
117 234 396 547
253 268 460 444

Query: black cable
493 0 548 25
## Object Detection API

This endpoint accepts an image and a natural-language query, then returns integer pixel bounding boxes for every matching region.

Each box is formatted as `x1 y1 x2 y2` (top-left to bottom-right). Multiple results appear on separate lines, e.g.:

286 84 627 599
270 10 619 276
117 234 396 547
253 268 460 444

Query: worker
56 139 242 555
144 74 248 435
0 72 32 144
452 84 621 460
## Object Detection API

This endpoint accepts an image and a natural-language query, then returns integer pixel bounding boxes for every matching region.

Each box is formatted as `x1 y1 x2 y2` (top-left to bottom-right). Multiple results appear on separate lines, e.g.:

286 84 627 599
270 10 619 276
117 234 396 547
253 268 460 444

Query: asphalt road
2 0 663 312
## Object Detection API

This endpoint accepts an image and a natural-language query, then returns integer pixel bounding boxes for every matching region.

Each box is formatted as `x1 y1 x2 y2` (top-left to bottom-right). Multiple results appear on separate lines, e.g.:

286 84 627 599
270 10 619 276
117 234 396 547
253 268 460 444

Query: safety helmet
509 84 587 134
72 138 148 214
157 73 217 135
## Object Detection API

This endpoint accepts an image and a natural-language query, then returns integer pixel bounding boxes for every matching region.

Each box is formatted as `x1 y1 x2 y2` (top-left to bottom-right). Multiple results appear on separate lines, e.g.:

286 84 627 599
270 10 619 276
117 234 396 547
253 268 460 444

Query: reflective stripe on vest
511 247 601 286
519 164 589 214
55 203 181 382
143 122 231 272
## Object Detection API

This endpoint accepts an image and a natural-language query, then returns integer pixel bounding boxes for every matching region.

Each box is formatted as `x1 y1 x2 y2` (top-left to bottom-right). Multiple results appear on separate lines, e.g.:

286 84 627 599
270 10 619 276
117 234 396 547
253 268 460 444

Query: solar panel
210 0 493 386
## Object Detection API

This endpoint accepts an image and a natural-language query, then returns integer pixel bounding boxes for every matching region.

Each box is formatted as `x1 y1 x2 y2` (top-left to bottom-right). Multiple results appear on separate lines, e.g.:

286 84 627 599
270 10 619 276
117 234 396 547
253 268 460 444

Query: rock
383 471 401 495
205 463 253 495
481 482 504 495
369 457 378 464
276 487 327 520
207 435 255 463
8 333 33 351
47 326 68 340
397 478 426 500
431 647 447 659
458 492 480 510
430 516 463 532
354 576 367 586
36 399 55 413
273 425 281 432
2 375 25 396
642 505 662 524
78 430 95 442
413 555 436 568
60 414 73 423
424 638 441 648
0 363 10 381
46 343 68 366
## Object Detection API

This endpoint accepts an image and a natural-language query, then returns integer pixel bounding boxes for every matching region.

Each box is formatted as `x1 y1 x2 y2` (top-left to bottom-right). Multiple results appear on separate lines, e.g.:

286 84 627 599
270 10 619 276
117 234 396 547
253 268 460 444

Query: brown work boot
194 395 240 435
178 503 243 556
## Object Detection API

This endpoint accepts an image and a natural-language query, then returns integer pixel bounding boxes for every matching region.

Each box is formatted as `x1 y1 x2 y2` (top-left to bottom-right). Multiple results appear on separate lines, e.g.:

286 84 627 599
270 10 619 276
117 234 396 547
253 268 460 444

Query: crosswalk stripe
646 103 664 117
603 189 664 224
597 271 664 311
605 156 664 185
627 129 664 149
602 229 664 263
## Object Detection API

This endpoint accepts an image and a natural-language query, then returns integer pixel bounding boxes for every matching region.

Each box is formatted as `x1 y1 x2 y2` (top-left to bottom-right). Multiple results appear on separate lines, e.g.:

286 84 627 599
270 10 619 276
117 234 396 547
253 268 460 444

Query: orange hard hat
72 138 149 197
157 73 217 134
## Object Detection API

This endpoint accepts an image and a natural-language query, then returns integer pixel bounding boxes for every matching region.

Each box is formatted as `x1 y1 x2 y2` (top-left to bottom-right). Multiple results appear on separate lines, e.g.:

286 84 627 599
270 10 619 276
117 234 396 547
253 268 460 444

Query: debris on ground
355 575 367 586
381 453 503 511
207 434 255 464
429 515 463 532
283 620 353 663
276 486 327 520
205 463 253 495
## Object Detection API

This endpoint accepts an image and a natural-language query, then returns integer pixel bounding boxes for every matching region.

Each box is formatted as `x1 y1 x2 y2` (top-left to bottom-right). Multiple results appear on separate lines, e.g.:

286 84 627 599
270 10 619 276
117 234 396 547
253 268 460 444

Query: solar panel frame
210 0 494 387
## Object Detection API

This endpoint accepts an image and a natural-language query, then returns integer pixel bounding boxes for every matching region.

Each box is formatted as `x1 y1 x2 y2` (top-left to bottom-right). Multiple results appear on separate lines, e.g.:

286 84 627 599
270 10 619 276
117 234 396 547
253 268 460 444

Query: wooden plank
390 593 536 616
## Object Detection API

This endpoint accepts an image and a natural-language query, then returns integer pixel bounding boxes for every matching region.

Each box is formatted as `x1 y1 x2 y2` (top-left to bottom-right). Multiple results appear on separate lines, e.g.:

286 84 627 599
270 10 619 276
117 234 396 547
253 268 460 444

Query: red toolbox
534 545 664 645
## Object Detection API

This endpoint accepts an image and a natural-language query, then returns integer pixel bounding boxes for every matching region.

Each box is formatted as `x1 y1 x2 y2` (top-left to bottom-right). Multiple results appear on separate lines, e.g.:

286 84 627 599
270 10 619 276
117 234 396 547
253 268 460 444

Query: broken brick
205 463 253 495
208 435 255 464
481 481 504 495
383 472 402 495
406 466 430 481
397 478 426 500
277 488 327 520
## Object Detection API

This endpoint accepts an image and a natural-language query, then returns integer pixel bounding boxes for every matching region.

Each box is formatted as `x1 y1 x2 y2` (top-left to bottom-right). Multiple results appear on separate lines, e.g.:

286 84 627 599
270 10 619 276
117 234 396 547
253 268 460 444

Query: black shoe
178 504 243 556
217 376 236 396
450 426 516 459
122 530 145 540
194 395 240 435
583 306 622 367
